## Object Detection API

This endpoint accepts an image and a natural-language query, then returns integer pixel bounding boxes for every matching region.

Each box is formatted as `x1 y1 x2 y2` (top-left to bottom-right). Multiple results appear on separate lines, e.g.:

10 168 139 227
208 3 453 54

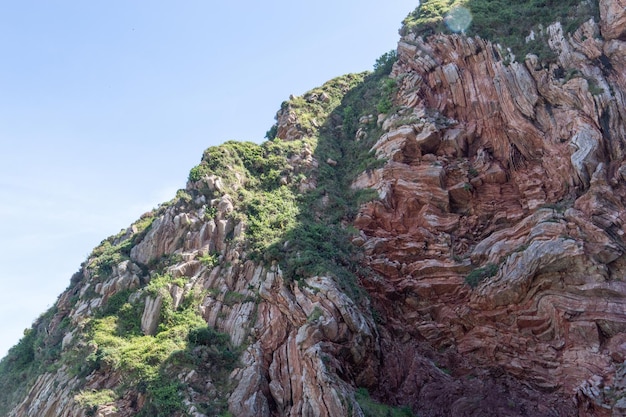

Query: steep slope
352 0 626 415
2 0 626 416
0 70 398 417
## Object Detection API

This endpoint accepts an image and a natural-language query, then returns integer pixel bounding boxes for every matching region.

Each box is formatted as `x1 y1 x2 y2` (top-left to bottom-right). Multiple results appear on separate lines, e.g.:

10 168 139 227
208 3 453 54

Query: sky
0 0 418 359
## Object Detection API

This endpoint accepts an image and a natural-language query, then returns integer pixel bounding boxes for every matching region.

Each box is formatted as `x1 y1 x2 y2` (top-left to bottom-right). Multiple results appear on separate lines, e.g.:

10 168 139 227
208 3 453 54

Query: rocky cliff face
3 1 626 416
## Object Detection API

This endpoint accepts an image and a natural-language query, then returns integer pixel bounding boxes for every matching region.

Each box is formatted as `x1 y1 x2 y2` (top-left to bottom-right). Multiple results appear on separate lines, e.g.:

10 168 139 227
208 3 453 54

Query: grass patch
97 289 143 336
275 73 366 140
465 263 499 288
84 284 238 416
376 78 398 114
74 389 117 416
401 0 600 64
242 186 299 258
355 388 414 417
0 306 67 415
147 253 184 274
307 306 324 323
88 239 132 277
184 61 396 299
199 253 219 268
86 212 155 278
276 63 393 287
260 56 397 297
0 50 399 416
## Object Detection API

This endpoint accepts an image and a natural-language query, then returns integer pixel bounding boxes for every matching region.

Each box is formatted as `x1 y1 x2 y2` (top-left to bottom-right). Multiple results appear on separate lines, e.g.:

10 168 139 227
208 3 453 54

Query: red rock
353 8 626 416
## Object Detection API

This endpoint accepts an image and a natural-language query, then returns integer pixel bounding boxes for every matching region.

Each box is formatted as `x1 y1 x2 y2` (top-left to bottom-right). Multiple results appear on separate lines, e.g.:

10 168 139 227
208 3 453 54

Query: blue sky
0 1 418 358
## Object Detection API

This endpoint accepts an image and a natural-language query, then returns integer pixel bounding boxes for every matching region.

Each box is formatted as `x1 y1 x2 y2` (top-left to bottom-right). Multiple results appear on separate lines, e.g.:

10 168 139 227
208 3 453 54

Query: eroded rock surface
6 2 626 416
351 5 626 415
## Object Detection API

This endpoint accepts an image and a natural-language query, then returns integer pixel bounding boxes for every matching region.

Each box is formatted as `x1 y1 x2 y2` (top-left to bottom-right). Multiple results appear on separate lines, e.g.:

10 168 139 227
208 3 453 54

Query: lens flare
445 6 472 33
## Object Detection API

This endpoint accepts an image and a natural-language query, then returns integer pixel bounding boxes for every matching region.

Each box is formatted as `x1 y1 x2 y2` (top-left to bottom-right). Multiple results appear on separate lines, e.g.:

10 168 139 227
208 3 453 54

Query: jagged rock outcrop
4 1 626 416
350 1 626 415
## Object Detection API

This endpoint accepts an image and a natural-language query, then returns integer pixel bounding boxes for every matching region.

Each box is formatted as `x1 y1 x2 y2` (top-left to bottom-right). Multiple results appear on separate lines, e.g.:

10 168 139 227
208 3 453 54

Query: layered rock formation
352 1 626 415
3 1 626 416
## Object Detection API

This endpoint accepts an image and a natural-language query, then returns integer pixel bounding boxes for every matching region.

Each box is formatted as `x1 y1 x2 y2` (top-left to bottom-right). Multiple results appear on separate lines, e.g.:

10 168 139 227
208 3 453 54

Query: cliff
2 1 626 416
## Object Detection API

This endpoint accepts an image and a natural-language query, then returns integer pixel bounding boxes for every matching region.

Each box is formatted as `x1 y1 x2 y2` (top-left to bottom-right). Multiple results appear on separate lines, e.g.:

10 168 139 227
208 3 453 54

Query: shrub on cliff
401 0 600 62
465 263 498 288
356 387 415 416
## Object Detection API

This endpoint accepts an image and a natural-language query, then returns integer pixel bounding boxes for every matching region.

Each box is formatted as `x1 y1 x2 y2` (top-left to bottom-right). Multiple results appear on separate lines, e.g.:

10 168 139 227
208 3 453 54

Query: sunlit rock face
600 0 626 40
351 1 626 415
7 1 626 416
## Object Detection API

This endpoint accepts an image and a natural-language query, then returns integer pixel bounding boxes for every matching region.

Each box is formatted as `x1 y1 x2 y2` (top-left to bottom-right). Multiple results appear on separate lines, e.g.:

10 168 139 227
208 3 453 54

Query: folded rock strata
5 1 626 416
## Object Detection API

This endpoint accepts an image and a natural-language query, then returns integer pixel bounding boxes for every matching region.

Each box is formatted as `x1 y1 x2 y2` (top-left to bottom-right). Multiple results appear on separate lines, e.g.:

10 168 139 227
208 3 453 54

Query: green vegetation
78 274 238 416
89 239 132 277
0 50 398 415
187 138 311 259
268 59 394 295
355 388 415 417
307 306 324 323
198 252 219 268
377 78 398 114
373 50 397 75
97 289 143 335
74 389 117 416
136 379 185 417
189 74 365 194
36 273 237 416
88 214 155 278
288 58 392 275
206 143 294 233
205 205 218 219
0 306 68 415
586 77 604 95
185 58 395 297
175 189 193 204
242 186 299 257
465 263 499 287
148 253 184 274
401 0 600 63
561 68 605 95
277 73 366 139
